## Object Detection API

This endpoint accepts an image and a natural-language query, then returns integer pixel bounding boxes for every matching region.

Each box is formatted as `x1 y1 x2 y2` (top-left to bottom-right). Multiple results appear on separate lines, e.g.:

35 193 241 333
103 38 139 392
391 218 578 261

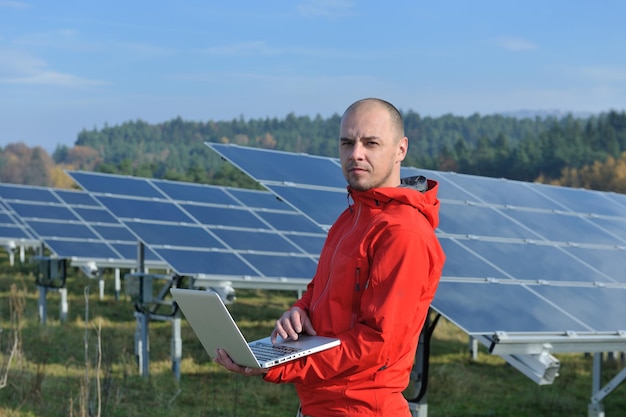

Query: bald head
342 98 405 142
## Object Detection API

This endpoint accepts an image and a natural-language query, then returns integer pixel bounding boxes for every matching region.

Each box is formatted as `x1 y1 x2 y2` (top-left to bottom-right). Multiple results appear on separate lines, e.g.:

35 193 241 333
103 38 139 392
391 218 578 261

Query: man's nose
349 142 365 160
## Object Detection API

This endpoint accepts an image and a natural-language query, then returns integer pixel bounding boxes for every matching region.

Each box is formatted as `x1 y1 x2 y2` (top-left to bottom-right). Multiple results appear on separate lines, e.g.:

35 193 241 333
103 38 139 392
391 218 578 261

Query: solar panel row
205 142 626 343
67 171 327 288
1 144 625 346
0 183 161 269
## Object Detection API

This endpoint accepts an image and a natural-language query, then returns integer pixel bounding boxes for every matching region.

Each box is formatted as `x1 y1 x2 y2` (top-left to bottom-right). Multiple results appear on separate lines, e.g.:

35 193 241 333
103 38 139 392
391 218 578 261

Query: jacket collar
347 176 441 230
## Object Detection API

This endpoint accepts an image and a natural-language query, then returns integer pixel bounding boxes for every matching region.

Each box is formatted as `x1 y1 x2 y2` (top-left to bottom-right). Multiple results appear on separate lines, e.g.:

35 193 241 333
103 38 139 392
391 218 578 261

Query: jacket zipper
350 267 362 328
311 201 362 313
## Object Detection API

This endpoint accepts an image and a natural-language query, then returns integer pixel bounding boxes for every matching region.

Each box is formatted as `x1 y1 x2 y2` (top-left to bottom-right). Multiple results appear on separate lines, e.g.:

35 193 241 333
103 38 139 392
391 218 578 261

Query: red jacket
264 180 445 417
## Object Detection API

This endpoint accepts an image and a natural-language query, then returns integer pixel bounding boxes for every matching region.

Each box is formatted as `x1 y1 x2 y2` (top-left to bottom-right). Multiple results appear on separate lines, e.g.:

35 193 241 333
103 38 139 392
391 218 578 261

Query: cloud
297 0 355 19
202 41 281 56
0 48 106 87
0 0 29 10
493 36 537 51
577 66 626 83
2 71 107 86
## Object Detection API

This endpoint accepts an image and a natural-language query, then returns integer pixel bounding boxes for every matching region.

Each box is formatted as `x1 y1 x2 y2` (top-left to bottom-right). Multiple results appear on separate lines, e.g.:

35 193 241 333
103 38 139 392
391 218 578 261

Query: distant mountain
499 109 596 120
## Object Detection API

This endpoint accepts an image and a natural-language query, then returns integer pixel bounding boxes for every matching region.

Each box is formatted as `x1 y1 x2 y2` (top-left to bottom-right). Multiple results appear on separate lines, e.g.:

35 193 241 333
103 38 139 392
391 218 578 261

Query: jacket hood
347 175 441 230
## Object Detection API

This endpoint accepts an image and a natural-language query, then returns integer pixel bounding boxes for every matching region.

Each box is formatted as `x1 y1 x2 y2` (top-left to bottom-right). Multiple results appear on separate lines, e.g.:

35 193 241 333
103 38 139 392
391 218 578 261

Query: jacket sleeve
264 223 443 385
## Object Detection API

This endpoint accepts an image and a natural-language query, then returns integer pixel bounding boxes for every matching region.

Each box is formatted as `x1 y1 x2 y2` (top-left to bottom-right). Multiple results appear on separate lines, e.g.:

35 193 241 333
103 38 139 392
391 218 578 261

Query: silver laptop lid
170 288 340 369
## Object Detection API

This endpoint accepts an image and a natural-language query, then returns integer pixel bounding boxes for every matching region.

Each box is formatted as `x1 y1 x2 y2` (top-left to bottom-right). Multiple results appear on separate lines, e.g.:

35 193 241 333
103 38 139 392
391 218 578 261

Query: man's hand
271 306 316 342
213 348 268 376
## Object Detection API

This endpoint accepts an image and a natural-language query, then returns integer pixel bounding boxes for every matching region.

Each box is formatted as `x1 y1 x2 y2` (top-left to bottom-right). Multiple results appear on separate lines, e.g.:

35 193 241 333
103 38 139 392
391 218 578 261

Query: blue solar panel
459 239 612 284
256 211 327 233
503 209 623 245
533 285 626 330
155 180 236 205
54 190 101 207
206 144 345 188
68 170 327 285
434 172 564 210
211 228 300 252
0 184 59 203
0 183 166 267
27 221 98 239
124 221 225 247
265 185 346 228
97 196 195 223
438 203 540 240
179 204 267 228
44 240 121 259
439 239 509 280
10 203 79 221
73 207 119 223
0 225 34 240
65 173 164 198
0 200 38 244
531 182 626 217
241 253 318 278
91 225 137 241
433 281 591 334
152 248 258 276
227 188 287 210
205 142 626 343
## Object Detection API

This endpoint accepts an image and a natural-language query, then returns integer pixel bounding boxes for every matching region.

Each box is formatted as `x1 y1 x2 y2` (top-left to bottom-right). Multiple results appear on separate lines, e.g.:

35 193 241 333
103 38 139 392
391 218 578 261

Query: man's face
339 104 407 191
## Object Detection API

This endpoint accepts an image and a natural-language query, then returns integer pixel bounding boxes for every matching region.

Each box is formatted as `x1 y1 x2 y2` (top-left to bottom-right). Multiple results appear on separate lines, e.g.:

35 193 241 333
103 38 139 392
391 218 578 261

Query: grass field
0 254 625 417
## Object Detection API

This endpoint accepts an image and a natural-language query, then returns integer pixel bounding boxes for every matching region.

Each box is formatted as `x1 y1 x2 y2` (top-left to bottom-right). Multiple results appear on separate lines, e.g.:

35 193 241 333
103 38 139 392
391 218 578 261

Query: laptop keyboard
251 342 301 361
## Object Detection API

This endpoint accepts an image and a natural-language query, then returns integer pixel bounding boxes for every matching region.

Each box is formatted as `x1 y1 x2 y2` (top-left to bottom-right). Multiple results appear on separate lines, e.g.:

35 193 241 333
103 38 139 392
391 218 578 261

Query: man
215 98 445 417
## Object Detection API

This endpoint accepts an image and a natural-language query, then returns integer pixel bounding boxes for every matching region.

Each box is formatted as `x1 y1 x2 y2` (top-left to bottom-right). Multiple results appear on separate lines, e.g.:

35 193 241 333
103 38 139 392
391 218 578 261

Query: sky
1 0 625 153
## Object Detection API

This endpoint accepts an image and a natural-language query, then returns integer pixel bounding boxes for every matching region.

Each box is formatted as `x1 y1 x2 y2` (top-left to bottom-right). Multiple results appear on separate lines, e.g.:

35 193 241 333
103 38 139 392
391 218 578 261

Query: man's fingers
272 307 317 342
302 317 317 336
214 348 266 376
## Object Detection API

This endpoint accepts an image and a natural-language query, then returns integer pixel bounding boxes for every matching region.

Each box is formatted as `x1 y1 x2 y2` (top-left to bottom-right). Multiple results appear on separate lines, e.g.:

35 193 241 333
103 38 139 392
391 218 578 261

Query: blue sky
1 0 625 152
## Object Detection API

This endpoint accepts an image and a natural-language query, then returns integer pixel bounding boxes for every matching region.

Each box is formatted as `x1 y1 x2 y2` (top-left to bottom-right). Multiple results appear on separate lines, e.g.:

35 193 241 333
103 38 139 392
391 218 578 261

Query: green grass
0 255 625 417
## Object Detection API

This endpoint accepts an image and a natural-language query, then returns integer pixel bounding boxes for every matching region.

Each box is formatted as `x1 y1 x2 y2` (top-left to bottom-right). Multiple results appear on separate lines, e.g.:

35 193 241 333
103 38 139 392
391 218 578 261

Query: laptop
170 288 341 369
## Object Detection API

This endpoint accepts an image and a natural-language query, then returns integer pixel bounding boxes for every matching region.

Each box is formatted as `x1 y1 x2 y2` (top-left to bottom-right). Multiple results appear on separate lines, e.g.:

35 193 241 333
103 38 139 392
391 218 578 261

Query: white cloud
2 71 106 86
493 36 537 51
203 41 281 56
0 1 29 10
577 66 626 83
0 48 106 87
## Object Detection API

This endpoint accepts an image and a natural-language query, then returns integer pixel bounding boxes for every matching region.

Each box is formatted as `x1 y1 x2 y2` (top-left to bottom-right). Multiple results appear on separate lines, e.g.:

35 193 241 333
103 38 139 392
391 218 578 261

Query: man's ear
396 136 408 162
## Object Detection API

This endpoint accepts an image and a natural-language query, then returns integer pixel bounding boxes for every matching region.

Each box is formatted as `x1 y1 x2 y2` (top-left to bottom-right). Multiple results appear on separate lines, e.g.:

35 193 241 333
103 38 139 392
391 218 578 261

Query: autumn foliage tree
551 151 626 193
0 143 56 187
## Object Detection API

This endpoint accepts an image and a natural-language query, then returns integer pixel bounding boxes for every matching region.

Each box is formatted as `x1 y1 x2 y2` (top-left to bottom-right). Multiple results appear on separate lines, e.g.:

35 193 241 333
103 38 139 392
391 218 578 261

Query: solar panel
0 199 39 249
67 171 327 289
0 183 163 269
205 142 626 354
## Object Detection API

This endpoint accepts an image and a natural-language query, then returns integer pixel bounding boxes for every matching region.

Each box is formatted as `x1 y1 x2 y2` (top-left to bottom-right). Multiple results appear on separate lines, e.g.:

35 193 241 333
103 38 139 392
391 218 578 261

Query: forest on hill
1 109 626 193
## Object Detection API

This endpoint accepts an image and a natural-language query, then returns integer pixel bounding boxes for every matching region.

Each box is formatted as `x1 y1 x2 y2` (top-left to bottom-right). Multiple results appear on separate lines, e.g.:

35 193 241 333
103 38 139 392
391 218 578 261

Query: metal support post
589 353 604 417
114 268 121 301
38 285 47 324
99 274 105 300
172 316 182 381
59 287 68 322
469 336 478 360
589 351 626 417
135 311 150 377
408 402 428 417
